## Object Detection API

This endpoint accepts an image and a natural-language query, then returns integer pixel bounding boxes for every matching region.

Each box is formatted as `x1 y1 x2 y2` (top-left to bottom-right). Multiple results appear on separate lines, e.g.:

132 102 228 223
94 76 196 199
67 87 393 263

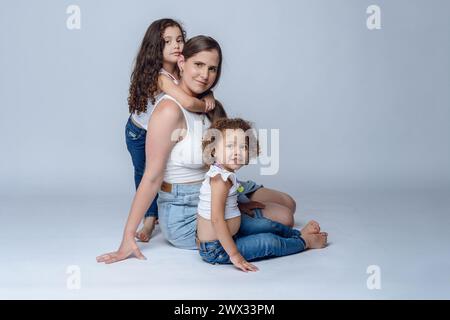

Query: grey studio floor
1 186 449 300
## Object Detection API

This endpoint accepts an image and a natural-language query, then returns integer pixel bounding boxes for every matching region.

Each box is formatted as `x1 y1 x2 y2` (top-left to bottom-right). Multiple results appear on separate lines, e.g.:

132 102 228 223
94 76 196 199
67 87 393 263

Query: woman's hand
202 93 216 112
96 236 146 264
238 201 266 217
230 253 259 272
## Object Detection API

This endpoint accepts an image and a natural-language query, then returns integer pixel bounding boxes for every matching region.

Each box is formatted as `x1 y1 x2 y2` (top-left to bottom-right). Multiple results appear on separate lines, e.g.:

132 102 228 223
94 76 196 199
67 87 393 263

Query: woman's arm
158 74 208 113
210 176 258 272
123 100 184 237
96 100 184 264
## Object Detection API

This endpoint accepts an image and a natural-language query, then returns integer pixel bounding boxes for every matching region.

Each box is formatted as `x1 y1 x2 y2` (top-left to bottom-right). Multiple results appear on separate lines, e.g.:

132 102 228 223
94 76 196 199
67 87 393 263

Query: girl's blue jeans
125 116 158 218
198 212 307 264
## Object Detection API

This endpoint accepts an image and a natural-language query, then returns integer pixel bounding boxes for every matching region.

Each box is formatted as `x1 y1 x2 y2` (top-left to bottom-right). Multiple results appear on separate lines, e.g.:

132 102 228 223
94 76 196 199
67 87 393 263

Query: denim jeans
125 116 158 218
198 214 307 264
157 182 202 250
237 179 264 204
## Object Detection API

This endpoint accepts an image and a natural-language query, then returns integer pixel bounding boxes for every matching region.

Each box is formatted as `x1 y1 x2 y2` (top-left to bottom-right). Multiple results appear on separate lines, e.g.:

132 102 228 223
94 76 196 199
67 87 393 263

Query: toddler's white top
198 163 242 220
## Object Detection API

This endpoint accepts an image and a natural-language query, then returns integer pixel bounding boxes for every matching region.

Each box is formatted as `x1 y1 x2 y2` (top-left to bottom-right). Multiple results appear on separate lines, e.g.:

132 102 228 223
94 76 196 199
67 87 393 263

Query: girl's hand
202 94 216 112
230 253 259 272
238 201 266 217
96 237 146 264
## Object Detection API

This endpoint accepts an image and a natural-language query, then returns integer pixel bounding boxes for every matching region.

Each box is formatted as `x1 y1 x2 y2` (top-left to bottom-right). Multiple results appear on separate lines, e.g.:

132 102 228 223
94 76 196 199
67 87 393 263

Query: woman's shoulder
152 95 183 117
155 94 177 105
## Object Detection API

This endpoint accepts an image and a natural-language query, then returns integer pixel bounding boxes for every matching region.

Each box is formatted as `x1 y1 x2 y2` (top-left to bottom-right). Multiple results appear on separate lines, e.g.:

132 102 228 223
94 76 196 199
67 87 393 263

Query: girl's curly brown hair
128 18 186 115
202 118 260 165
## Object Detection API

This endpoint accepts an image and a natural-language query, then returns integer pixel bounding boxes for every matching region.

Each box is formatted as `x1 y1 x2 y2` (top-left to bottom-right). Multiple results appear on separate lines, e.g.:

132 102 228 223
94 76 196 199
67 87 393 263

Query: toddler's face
215 129 248 171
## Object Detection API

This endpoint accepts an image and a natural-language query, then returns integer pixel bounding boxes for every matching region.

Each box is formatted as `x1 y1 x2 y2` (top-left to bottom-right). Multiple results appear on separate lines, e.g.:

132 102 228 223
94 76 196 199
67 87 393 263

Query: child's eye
209 67 218 72
177 39 183 43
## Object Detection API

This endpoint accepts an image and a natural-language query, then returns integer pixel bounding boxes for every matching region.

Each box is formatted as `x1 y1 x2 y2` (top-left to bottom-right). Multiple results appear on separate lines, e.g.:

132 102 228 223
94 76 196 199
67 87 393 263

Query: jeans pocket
158 190 174 202
165 202 186 229
200 246 219 264
200 252 215 264
126 126 143 141
213 247 229 264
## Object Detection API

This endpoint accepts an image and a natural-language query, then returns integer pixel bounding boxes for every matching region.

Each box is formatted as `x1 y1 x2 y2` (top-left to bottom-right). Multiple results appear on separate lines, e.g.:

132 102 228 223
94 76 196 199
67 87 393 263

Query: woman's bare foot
135 217 157 242
302 232 328 249
300 220 320 235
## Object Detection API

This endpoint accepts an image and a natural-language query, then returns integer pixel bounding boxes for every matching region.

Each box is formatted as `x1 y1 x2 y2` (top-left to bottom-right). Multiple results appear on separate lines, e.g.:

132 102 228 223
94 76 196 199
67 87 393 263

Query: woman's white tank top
151 94 211 184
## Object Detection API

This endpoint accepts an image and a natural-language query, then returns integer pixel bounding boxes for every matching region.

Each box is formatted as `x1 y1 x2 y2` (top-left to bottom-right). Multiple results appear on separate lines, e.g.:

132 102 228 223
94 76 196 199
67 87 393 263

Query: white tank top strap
159 68 179 83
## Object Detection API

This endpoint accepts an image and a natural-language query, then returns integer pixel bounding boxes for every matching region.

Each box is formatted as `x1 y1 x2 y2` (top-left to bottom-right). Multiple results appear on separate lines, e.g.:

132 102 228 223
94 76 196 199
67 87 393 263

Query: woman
97 35 297 263
97 36 221 262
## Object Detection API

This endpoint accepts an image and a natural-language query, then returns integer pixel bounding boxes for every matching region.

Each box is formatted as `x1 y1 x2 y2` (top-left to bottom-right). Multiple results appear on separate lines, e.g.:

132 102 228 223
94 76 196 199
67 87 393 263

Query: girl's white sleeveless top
151 94 211 184
197 164 241 220
131 69 179 130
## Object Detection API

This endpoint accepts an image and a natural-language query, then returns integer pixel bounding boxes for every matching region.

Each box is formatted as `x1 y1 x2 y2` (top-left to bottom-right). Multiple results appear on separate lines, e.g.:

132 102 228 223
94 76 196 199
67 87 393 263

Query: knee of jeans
262 233 282 251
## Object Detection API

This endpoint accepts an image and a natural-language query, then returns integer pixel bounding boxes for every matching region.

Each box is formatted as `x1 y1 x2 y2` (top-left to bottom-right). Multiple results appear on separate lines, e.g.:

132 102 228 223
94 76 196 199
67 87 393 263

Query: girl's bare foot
302 232 328 249
135 217 157 242
300 220 320 235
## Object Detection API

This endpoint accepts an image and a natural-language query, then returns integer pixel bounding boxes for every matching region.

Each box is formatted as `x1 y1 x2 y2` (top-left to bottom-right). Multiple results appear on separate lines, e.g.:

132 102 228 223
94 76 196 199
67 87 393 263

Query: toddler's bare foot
300 220 320 235
302 232 328 249
135 217 157 242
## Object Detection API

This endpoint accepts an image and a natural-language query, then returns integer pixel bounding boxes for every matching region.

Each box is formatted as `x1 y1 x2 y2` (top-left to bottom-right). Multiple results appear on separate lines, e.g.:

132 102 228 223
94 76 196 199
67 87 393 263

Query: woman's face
178 50 219 95
162 26 184 64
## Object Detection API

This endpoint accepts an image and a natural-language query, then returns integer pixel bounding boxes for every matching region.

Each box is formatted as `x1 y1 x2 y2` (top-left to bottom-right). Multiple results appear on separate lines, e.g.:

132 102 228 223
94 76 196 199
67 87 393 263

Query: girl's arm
158 74 209 113
202 91 216 112
210 176 258 272
96 100 184 264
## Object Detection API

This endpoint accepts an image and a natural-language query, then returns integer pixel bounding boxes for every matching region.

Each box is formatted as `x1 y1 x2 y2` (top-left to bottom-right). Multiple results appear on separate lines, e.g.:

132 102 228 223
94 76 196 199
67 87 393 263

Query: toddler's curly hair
202 118 260 165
